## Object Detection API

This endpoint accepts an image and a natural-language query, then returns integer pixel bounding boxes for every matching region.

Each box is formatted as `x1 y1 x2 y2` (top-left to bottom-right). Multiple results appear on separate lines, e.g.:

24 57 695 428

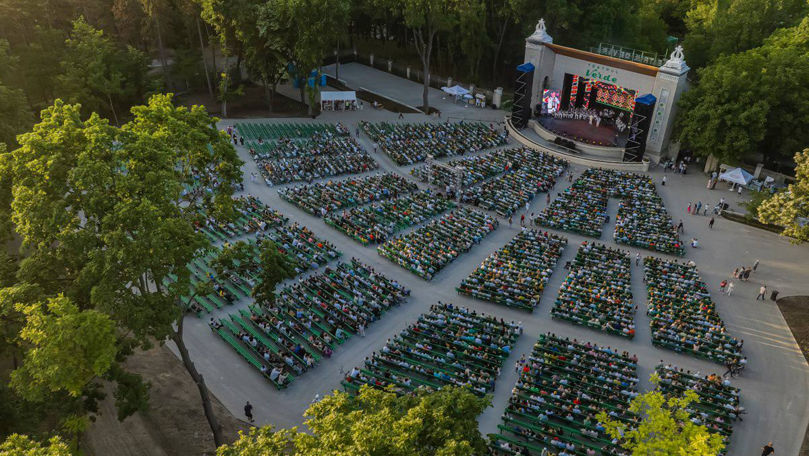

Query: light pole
334 49 339 80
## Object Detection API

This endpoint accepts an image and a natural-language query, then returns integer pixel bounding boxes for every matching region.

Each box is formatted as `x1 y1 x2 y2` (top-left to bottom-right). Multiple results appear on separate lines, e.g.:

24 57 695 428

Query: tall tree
0 41 33 148
597 381 725 455
213 240 297 305
393 0 461 112
758 148 809 243
59 17 151 124
216 385 491 456
677 17 809 165
3 94 243 448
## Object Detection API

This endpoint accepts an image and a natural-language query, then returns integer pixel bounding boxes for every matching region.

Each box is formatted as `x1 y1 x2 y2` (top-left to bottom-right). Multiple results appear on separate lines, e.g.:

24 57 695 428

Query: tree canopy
597 378 725 455
217 386 491 456
759 149 809 243
676 16 809 165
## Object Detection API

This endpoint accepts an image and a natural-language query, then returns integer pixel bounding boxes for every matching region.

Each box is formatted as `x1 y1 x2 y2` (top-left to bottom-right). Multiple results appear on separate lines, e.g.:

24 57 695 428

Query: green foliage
0 41 33 148
10 296 117 401
0 434 71 456
216 386 491 456
58 17 152 123
677 17 809 165
213 240 296 306
759 149 809 243
597 376 725 455
741 189 771 221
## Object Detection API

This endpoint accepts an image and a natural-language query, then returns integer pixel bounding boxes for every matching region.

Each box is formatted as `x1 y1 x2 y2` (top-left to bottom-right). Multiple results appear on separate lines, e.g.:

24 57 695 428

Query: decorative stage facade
521 19 690 160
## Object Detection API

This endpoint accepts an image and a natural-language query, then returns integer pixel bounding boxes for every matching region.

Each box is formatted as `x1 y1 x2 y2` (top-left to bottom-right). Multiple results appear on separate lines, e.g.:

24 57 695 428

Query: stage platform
507 118 649 172
537 116 628 148
529 119 627 161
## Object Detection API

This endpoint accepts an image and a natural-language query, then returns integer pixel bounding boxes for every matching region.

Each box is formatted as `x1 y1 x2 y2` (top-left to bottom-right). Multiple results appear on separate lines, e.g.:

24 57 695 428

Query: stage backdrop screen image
594 82 636 112
542 89 561 114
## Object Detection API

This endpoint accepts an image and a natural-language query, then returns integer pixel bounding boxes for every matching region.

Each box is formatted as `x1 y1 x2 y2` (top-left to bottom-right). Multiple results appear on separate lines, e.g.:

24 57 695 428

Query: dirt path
84 345 249 456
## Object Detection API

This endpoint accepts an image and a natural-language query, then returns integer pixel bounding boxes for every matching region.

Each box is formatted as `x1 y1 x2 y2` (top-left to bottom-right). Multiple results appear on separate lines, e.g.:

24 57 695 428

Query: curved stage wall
506 118 650 172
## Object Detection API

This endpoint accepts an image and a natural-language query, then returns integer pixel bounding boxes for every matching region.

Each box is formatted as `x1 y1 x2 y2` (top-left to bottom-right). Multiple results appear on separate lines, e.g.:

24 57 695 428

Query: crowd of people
461 149 567 217
490 333 638 456
656 364 743 448
535 169 682 254
342 302 520 396
552 242 635 338
378 207 498 280
644 257 744 365
612 175 683 255
257 223 340 273
534 169 610 237
411 150 508 189
278 173 418 216
360 120 508 165
457 230 567 311
250 134 378 185
212 259 409 389
194 195 288 242
325 190 455 245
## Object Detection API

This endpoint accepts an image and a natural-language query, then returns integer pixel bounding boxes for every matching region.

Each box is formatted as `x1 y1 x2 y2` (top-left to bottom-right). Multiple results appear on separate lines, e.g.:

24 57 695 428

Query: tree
393 0 461 112
758 149 809 243
217 71 243 117
0 434 70 456
3 94 243 448
0 40 34 148
216 385 491 455
676 17 809 165
597 378 725 455
213 240 296 306
275 0 351 116
59 17 151 124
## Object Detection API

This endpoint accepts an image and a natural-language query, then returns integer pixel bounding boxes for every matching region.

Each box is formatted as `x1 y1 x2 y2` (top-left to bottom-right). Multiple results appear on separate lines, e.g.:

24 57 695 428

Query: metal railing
591 43 664 67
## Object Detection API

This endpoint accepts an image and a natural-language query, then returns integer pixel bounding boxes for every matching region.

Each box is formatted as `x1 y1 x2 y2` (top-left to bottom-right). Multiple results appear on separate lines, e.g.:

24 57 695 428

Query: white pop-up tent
441 85 470 97
718 167 754 186
320 91 357 111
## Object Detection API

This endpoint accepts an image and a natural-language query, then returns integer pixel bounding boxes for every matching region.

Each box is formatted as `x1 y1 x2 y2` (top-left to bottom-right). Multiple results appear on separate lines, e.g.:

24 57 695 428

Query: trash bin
770 290 779 301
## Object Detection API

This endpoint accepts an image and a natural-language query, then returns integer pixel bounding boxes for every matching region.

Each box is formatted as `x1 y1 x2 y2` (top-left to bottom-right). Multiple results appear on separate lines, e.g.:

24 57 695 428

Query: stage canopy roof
320 91 356 102
719 167 754 185
441 85 470 96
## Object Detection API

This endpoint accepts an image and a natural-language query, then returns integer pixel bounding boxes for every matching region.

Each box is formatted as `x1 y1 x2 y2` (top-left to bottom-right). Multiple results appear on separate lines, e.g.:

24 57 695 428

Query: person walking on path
753 259 760 271
761 442 775 456
508 216 512 228
719 280 727 293
726 281 734 296
677 219 684 233
756 285 767 300
520 214 525 226
696 201 702 214
709 217 715 229
635 253 640 266
687 202 692 214
662 175 667 186
546 193 551 204
244 401 254 423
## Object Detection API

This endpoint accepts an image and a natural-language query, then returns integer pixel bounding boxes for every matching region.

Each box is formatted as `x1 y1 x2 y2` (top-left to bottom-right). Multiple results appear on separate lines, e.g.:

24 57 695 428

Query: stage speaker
625 93 656 162
511 62 535 129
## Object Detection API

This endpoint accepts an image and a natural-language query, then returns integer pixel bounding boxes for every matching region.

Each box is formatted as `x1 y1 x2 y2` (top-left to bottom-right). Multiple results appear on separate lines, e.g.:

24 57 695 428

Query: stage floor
538 116 628 147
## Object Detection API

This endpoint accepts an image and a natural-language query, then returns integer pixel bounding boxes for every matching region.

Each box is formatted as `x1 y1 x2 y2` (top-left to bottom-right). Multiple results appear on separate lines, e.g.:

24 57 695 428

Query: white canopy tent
320 91 357 111
718 167 754 186
441 85 470 97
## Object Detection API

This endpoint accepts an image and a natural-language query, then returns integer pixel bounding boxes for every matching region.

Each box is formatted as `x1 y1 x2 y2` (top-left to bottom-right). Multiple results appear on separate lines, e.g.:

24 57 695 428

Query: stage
536 116 628 148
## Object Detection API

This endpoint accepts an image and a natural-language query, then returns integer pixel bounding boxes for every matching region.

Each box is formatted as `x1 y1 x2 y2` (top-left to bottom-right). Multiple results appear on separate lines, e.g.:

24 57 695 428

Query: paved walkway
171 88 809 455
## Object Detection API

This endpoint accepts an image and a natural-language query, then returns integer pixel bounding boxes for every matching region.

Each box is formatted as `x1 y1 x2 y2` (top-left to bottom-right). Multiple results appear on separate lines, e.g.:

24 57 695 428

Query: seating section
377 207 498 280
490 333 639 456
535 169 610 237
235 121 347 142
278 173 418 216
249 133 378 185
342 302 519 396
612 175 683 256
644 257 743 364
462 149 567 217
257 223 341 272
325 190 456 245
457 230 567 311
361 120 508 165
194 195 288 242
536 170 682 254
213 259 410 389
411 150 509 188
553 242 635 338
655 364 742 448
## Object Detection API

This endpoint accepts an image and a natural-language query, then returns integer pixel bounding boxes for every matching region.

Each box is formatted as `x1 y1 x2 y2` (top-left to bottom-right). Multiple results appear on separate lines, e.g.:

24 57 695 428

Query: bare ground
83 345 250 456
777 295 809 456
177 86 309 119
